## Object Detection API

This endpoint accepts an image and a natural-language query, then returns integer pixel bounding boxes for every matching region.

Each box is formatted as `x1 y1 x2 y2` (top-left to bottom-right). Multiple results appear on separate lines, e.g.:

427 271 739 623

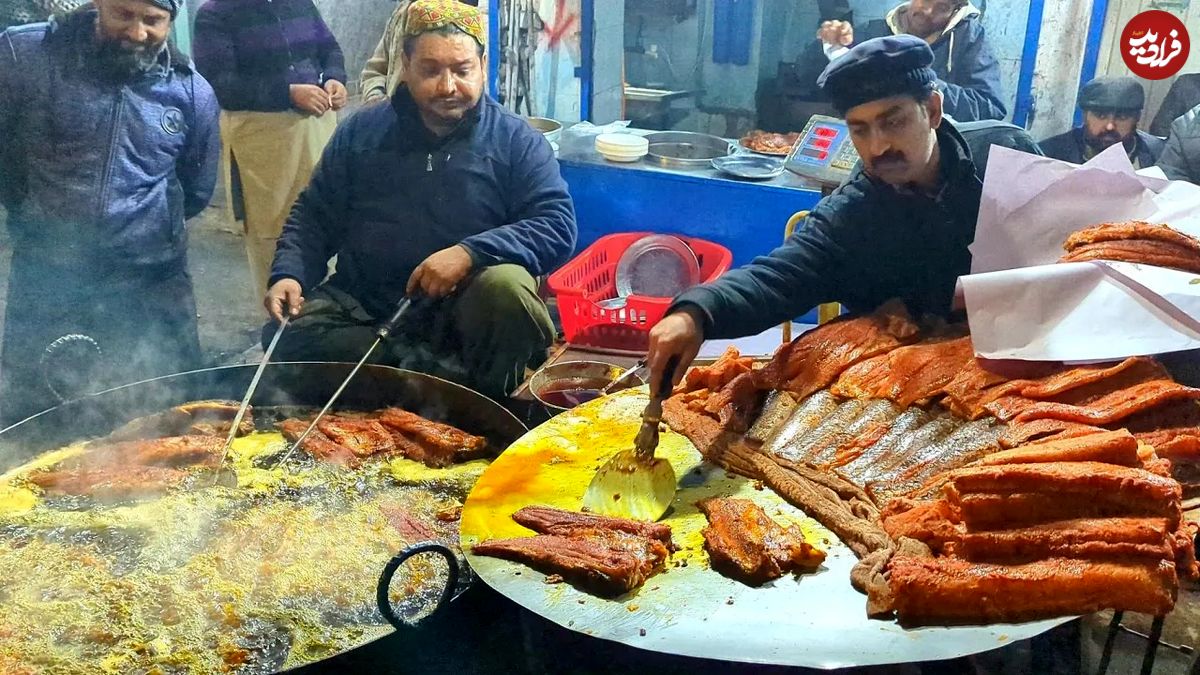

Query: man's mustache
870 151 907 170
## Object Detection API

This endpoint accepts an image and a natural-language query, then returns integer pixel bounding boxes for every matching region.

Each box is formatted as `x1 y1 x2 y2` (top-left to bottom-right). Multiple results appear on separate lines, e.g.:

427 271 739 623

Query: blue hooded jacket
0 8 221 275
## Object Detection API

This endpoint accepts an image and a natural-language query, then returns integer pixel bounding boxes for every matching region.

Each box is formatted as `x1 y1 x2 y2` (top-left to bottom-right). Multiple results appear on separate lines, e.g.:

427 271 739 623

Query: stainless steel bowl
644 131 735 169
525 117 563 144
528 360 634 413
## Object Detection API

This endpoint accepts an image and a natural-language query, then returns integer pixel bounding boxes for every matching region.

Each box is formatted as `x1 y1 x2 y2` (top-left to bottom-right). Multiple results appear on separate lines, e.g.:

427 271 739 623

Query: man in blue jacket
0 0 220 423
646 36 983 388
265 0 577 400
817 0 1005 122
1040 77 1164 169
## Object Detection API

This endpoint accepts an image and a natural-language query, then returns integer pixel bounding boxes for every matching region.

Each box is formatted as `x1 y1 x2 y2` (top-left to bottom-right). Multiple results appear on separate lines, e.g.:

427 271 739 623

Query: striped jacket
193 0 346 112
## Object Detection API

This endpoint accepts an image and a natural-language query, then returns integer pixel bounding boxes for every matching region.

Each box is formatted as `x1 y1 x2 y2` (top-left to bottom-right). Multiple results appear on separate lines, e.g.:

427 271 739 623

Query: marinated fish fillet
698 497 826 586
1062 240 1200 274
946 359 1143 422
315 417 396 458
27 465 189 501
884 556 1178 625
1114 400 1200 461
753 300 919 398
1013 380 1200 426
1065 221 1200 254
852 411 960 486
953 492 1182 529
662 397 725 460
379 504 440 542
512 506 675 549
472 529 670 596
945 462 1181 513
832 336 973 407
940 359 1021 420
277 419 359 467
869 419 1003 503
986 358 1169 422
105 399 255 441
975 429 1139 467
74 435 224 470
703 372 765 431
377 408 488 466
999 419 1106 448
881 499 961 552
675 347 753 395
952 518 1175 563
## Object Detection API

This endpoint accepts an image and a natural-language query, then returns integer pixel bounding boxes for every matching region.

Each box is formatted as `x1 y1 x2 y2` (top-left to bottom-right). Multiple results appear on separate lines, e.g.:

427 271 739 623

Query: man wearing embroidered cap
0 0 220 423
264 0 577 400
646 35 986 389
1040 77 1164 168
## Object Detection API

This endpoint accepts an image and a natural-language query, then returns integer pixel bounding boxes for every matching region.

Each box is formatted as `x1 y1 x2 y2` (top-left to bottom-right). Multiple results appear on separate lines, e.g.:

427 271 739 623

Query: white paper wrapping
961 144 1200 362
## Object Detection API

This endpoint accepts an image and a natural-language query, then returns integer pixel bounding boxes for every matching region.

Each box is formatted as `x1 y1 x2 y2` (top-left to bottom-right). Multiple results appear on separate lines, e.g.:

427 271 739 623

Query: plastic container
548 233 734 353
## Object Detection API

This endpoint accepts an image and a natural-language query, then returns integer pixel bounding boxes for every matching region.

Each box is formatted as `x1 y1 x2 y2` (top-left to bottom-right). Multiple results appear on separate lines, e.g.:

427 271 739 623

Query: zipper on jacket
426 153 433 172
97 89 126 218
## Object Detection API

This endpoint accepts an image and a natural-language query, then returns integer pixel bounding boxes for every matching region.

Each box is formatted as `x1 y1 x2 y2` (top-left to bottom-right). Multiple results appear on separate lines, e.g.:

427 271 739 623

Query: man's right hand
817 20 854 47
289 84 331 116
265 278 305 322
646 307 705 390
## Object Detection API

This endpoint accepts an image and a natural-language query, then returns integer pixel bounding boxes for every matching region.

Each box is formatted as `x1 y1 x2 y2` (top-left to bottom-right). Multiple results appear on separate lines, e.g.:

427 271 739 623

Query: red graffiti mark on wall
543 0 578 49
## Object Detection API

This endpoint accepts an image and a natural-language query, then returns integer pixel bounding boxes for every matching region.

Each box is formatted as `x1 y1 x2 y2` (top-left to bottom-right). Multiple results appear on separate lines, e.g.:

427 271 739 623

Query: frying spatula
582 357 679 521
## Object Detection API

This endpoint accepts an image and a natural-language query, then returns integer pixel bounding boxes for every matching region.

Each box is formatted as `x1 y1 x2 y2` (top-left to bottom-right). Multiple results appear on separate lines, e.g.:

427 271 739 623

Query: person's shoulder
1038 129 1075 149
0 21 50 55
1175 104 1200 136
484 97 535 135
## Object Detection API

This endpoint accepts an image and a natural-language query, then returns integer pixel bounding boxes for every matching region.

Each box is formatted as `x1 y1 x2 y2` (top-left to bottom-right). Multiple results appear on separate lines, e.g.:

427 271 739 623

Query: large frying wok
0 362 527 672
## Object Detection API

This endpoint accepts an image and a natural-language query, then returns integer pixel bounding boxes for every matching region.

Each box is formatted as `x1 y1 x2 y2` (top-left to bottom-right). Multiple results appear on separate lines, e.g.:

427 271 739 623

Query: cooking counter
556 129 825 267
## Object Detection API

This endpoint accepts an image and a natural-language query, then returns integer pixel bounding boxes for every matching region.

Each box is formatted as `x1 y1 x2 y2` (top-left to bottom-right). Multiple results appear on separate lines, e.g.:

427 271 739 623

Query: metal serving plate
614 234 700 298
711 154 786 180
644 131 735 169
461 390 1070 670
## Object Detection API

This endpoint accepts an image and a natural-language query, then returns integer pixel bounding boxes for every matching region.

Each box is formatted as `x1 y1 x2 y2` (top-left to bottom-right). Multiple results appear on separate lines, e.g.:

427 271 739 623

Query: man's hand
407 245 474 299
646 307 705 390
265 278 305 322
324 79 349 111
817 20 854 47
290 84 331 116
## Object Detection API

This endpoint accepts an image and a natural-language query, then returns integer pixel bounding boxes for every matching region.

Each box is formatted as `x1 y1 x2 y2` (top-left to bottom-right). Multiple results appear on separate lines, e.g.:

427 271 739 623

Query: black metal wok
0 362 527 672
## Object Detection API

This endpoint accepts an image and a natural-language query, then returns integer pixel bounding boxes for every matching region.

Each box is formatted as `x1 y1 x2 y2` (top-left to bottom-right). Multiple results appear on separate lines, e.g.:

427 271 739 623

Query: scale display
785 114 860 188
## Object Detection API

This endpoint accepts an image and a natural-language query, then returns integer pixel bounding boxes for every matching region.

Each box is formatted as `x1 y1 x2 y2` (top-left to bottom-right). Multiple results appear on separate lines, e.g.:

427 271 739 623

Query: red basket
548 233 733 352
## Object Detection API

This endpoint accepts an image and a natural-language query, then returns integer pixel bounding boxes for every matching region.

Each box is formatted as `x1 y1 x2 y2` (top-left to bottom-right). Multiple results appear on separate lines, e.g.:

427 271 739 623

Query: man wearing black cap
1040 77 1164 168
0 0 220 423
645 35 983 387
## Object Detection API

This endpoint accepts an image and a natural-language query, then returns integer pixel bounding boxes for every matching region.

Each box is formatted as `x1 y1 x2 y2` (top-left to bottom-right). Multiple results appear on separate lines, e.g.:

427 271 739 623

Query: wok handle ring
376 541 460 630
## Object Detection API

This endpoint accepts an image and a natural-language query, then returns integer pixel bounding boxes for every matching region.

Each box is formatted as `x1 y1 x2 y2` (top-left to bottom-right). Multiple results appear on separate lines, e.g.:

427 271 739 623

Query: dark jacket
1150 74 1200 138
1157 104 1200 183
672 121 981 338
855 3 1006 122
192 0 346 112
271 88 578 318
1038 128 1165 168
0 9 221 271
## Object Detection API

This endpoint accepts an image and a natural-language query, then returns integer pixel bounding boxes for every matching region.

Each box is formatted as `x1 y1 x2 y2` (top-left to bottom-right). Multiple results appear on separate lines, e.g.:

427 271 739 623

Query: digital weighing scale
785 114 860 188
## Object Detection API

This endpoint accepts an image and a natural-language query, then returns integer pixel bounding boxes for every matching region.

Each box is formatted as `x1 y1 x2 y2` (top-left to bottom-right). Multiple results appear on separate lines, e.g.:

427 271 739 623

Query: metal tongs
600 359 647 396
274 297 417 466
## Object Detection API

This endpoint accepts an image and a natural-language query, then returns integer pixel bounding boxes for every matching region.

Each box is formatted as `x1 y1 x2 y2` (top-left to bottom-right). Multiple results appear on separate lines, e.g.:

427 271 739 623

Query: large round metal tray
614 234 700 298
461 389 1070 670
644 131 735 169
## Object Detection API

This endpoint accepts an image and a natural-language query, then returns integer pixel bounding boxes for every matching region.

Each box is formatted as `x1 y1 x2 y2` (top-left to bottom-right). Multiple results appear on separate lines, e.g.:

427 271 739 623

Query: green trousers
268 265 554 400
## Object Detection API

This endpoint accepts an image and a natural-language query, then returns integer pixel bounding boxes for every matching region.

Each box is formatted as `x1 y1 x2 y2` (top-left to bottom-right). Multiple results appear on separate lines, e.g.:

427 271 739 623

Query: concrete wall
314 0 397 91
592 0 626 123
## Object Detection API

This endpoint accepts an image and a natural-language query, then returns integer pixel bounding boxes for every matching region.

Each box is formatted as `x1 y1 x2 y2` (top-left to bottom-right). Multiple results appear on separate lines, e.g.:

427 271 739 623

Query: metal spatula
582 357 679 521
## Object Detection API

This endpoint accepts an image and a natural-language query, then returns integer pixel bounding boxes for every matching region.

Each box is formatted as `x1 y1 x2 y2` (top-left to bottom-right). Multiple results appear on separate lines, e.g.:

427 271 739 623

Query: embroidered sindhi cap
404 0 486 46
818 35 938 115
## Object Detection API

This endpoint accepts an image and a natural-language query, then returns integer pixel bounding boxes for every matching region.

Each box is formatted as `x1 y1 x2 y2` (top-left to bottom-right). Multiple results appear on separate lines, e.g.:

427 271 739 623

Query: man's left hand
407 245 474 298
325 80 348 110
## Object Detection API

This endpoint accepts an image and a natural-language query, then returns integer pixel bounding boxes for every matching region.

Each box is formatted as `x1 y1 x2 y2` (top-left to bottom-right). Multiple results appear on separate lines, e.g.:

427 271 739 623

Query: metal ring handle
40 334 103 404
376 541 460 630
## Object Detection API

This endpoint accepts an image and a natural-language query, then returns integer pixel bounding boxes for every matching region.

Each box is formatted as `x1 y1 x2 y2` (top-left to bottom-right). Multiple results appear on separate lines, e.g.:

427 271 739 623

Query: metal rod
1118 623 1193 655
216 316 289 476
1097 611 1123 675
1140 615 1165 675
274 337 382 466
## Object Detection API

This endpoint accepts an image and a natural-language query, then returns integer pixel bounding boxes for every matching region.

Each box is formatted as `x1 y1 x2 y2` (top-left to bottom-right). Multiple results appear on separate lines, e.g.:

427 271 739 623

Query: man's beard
1084 130 1131 154
97 37 166 77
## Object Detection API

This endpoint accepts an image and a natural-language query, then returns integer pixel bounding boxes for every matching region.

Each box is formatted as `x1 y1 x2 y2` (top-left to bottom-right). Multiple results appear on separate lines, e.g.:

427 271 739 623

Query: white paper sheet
962 144 1200 361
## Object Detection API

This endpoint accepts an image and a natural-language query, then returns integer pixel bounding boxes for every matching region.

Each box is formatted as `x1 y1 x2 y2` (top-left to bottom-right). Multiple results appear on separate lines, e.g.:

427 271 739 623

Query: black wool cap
818 35 938 115
1078 76 1145 113
146 0 181 18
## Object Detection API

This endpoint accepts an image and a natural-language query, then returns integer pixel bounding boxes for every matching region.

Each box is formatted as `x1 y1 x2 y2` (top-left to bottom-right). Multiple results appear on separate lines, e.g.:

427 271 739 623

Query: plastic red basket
548 233 733 353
